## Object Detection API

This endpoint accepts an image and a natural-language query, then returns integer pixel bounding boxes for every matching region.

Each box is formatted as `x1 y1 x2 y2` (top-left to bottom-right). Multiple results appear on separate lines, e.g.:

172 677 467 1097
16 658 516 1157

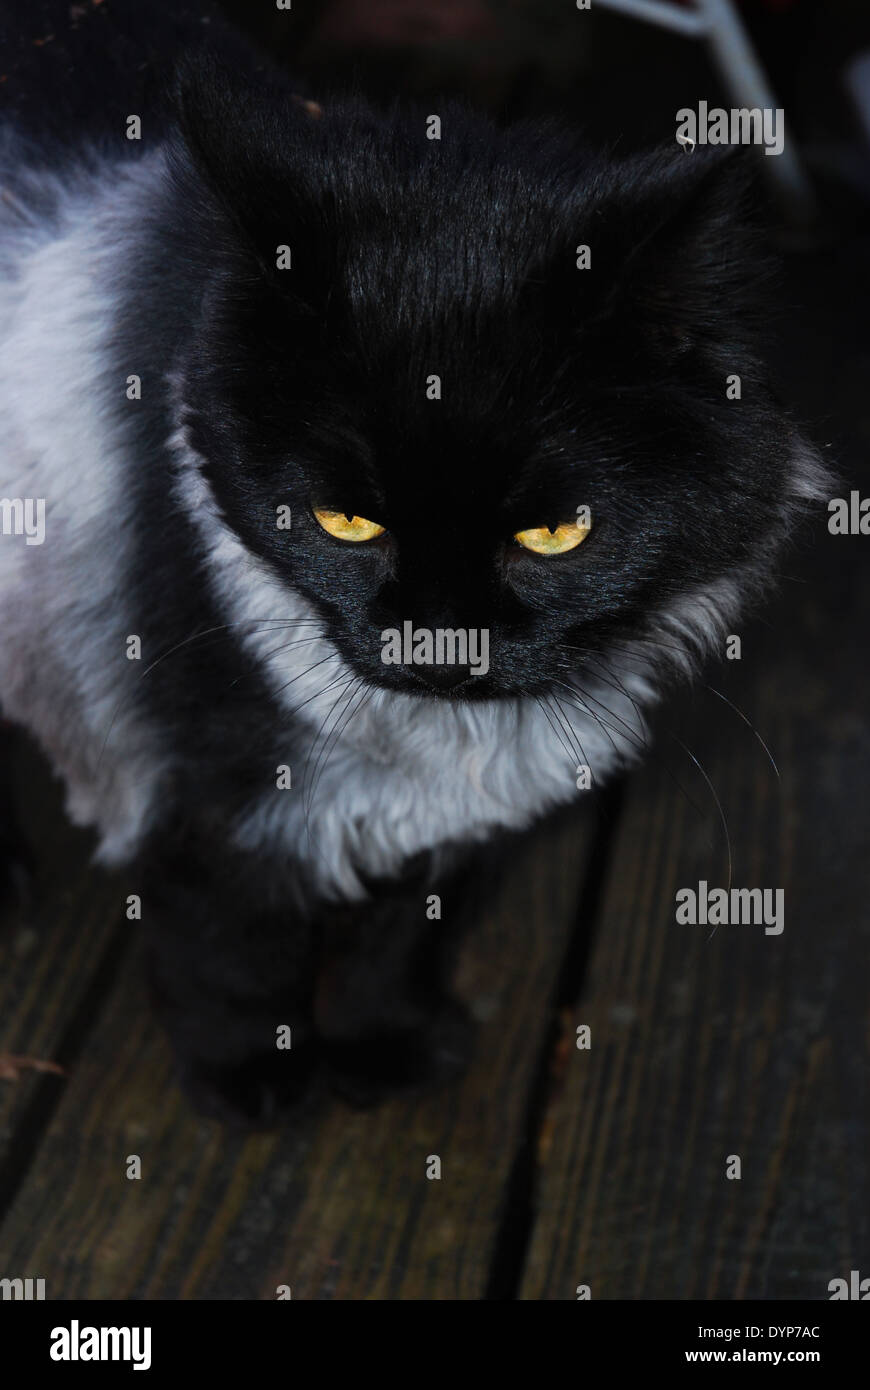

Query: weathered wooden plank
519 531 870 1299
0 805 596 1299
0 731 125 1177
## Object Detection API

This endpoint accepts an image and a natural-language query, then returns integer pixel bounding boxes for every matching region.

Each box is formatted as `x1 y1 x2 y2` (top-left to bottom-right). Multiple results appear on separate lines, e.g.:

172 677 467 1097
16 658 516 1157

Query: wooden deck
1 161 868 1302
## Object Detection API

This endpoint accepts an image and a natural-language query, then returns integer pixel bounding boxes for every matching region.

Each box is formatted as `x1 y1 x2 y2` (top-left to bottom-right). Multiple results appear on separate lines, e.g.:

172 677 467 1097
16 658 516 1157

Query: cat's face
173 68 817 704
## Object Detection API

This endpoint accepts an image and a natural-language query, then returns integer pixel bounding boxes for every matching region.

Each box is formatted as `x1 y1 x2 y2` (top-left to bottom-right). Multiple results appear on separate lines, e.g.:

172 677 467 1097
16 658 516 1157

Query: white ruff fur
0 148 828 898
171 423 652 898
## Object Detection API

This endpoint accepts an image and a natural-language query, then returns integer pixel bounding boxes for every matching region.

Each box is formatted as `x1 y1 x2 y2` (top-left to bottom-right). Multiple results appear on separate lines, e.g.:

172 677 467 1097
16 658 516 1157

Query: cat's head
167 58 827 708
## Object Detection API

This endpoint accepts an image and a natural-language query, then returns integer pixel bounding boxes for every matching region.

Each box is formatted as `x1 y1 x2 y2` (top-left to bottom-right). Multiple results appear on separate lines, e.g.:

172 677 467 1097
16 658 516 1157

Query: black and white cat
0 4 828 1122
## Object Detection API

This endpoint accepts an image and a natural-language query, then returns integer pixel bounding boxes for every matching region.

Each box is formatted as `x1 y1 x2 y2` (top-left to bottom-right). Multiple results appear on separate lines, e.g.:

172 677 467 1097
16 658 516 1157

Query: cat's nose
412 664 475 693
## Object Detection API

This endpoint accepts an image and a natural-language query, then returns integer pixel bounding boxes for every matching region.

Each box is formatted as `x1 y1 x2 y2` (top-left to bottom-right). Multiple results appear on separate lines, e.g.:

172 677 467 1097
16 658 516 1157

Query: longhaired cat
0 3 827 1123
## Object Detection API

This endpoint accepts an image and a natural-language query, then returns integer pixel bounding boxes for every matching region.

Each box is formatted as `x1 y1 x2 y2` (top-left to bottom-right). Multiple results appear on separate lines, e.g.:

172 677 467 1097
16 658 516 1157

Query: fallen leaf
0 1053 67 1082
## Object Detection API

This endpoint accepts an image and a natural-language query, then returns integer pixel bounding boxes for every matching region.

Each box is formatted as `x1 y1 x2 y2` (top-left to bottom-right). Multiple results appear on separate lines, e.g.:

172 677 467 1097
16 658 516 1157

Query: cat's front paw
177 1043 320 1129
323 1000 476 1108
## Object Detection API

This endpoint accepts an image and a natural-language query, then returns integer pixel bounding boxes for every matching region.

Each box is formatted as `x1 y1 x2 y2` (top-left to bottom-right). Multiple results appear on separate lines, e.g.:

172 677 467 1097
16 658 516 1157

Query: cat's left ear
168 51 331 294
581 144 768 353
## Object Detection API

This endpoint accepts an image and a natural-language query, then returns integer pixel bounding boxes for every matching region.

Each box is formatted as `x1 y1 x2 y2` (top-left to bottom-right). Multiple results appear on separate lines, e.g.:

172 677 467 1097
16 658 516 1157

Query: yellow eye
514 519 591 555
313 508 385 543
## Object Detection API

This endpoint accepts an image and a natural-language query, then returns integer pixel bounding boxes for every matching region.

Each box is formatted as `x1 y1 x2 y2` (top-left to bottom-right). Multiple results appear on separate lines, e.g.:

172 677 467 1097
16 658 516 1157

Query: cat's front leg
314 852 493 1107
142 830 319 1128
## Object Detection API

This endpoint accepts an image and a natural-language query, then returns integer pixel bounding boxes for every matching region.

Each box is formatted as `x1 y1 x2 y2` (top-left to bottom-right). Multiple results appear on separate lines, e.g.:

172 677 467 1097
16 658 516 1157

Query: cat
0 4 829 1124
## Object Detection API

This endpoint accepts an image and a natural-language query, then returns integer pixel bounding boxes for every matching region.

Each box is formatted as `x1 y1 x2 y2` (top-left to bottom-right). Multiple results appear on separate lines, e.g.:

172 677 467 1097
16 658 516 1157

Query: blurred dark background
219 0 870 228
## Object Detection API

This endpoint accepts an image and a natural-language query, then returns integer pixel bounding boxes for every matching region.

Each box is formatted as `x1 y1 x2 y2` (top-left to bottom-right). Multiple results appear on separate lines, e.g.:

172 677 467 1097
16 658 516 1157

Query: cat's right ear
580 143 771 355
168 51 329 290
